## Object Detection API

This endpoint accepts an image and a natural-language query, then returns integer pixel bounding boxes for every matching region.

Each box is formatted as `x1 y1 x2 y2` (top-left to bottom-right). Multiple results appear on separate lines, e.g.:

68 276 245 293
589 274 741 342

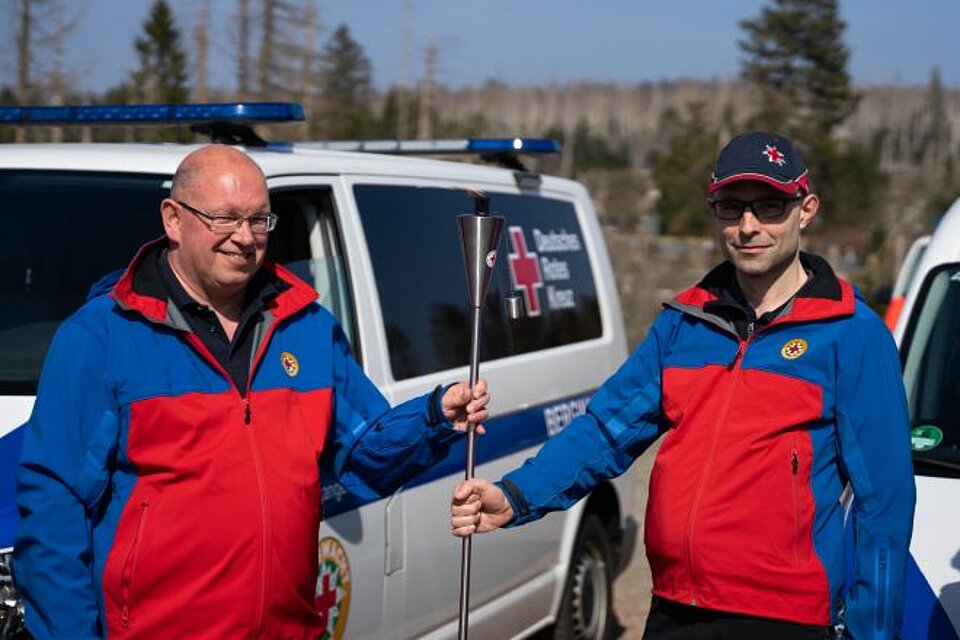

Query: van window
268 188 357 353
900 263 960 477
0 173 355 395
355 185 602 380
0 171 167 395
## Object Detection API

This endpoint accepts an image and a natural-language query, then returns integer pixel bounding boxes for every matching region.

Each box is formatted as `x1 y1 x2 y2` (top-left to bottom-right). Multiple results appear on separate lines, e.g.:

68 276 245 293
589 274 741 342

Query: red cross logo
508 226 544 316
316 572 338 633
763 144 787 166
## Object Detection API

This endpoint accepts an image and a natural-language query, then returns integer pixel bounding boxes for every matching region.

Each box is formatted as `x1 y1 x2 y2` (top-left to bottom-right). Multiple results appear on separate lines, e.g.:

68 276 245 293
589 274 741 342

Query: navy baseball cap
709 131 809 195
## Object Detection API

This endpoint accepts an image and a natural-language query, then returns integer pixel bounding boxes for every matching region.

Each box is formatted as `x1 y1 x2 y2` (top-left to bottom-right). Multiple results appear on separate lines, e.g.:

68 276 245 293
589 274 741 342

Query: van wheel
554 513 616 640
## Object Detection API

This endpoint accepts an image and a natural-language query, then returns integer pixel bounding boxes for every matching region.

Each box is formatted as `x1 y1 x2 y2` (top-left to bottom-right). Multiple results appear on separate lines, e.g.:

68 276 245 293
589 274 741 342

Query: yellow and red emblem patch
317 536 351 640
280 351 300 377
780 338 808 360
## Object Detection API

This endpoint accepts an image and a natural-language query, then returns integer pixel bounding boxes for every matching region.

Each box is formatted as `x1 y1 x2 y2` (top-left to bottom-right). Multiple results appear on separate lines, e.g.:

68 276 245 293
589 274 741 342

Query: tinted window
356 185 602 379
0 171 167 394
900 263 960 477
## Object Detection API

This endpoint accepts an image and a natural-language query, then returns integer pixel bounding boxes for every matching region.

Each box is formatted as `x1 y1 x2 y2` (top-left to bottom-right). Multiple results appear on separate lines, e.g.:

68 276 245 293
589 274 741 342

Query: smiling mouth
219 250 255 259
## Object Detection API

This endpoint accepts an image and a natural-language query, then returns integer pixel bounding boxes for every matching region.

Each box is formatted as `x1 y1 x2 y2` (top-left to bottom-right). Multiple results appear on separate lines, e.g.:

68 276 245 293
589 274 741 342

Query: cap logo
281 351 300 377
781 338 807 360
763 144 787 166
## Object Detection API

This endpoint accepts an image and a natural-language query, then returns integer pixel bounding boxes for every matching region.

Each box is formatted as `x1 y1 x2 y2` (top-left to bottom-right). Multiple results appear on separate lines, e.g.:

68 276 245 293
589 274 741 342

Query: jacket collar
111 236 318 326
670 252 855 325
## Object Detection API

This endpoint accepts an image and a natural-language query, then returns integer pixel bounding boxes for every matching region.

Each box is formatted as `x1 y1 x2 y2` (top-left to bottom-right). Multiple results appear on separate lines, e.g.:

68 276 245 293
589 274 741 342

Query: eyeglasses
708 196 803 222
175 199 278 234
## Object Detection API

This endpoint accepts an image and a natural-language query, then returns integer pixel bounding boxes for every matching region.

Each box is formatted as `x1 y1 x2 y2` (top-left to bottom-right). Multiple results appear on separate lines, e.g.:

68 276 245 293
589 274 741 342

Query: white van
0 104 638 639
893 195 960 640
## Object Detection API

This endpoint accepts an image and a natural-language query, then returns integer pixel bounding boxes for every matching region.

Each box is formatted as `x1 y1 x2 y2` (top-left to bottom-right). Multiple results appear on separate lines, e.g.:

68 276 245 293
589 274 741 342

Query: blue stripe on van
322 392 592 518
0 425 24 548
901 552 960 640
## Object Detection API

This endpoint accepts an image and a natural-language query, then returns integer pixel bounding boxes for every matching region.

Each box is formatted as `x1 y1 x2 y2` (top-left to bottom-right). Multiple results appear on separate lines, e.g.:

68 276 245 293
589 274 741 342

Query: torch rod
457 304 482 640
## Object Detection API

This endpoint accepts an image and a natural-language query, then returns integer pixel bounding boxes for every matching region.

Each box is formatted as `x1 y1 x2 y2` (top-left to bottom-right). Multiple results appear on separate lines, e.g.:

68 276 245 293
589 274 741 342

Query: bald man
15 146 489 639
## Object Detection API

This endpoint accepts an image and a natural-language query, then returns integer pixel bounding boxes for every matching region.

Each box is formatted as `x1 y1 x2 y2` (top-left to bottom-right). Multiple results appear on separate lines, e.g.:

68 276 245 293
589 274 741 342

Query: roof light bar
0 102 304 126
297 137 561 155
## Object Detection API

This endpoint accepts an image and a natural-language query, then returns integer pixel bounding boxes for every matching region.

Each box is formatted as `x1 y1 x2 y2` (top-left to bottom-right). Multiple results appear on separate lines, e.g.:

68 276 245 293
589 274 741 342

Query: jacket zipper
791 444 801 564
685 329 752 605
120 500 150 628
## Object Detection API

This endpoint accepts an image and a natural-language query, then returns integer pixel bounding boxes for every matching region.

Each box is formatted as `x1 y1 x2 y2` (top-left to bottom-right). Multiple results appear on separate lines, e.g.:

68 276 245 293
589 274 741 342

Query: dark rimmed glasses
175 199 278 234
708 196 803 222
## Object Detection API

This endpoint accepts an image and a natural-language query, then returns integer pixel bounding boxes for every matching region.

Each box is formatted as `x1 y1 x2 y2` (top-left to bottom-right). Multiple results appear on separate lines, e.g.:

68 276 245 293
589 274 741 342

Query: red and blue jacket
14 239 463 639
500 254 916 639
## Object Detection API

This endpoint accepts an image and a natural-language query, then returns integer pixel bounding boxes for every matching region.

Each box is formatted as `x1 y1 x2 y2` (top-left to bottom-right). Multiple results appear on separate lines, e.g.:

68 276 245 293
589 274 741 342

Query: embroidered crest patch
317 536 352 640
780 338 808 360
280 351 300 377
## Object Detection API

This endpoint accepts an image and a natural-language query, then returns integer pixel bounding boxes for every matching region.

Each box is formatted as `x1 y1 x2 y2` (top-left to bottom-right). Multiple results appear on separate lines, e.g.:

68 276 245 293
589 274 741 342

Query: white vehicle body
893 195 960 640
0 137 638 639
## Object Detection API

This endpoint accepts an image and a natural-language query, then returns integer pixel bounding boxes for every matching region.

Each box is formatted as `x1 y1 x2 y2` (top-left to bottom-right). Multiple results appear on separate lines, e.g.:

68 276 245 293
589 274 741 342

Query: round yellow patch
780 338 808 360
280 351 300 377
317 536 351 639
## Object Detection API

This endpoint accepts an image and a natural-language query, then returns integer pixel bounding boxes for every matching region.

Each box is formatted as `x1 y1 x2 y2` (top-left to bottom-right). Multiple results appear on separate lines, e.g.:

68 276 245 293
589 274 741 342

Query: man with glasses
452 132 915 639
15 145 490 638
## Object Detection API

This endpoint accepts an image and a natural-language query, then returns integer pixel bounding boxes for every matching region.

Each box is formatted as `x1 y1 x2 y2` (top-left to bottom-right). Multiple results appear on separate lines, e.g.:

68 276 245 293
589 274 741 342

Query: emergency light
0 102 305 125
297 138 561 155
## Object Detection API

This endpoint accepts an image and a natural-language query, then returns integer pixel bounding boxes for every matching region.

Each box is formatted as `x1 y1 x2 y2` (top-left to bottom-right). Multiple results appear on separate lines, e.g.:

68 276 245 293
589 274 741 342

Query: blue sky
20 0 960 93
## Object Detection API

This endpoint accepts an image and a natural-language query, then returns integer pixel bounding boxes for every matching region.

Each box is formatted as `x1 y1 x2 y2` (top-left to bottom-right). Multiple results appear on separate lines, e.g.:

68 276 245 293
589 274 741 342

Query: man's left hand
442 379 489 433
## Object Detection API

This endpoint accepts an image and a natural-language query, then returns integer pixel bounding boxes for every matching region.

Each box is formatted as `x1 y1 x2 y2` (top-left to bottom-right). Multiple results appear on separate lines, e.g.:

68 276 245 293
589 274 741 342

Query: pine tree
316 24 373 139
739 0 857 140
739 0 873 228
131 0 189 104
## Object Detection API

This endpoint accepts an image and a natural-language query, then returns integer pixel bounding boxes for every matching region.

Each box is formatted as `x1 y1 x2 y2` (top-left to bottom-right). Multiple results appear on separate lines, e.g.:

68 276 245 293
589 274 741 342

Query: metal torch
455 189 521 640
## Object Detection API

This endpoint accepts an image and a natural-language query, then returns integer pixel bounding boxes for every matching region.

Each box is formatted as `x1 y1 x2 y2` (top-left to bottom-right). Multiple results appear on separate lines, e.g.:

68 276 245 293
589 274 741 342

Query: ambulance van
0 103 638 639
894 194 960 640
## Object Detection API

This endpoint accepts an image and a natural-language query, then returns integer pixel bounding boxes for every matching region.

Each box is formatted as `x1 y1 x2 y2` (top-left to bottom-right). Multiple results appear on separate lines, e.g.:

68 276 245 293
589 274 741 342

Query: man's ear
798 193 820 230
161 198 182 243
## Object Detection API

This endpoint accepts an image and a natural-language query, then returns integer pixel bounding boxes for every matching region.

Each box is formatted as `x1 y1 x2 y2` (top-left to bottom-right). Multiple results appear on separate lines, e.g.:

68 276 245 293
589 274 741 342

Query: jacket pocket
118 499 150 628
790 441 802 564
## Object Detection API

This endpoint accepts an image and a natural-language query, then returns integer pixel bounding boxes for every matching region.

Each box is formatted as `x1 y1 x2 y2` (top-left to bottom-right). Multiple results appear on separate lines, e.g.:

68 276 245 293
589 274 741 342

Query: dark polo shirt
157 250 281 396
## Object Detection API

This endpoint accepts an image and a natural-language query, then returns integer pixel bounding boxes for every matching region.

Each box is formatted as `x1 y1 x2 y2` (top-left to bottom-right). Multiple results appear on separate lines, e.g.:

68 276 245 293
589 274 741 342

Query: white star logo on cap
763 144 787 166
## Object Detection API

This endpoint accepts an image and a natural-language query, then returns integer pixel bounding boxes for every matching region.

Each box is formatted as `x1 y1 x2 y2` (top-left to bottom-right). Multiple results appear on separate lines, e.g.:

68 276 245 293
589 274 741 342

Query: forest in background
3 0 959 302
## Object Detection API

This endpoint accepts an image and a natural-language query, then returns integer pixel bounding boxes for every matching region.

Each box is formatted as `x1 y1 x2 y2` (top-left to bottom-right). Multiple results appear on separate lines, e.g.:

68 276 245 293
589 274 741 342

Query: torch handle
458 304 483 640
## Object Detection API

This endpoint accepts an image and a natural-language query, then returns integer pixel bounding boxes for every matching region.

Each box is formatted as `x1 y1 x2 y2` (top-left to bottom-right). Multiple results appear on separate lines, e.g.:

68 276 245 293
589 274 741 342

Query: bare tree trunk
397 0 412 140
194 0 211 102
257 0 277 99
299 3 319 137
236 0 251 99
417 40 437 140
15 0 33 142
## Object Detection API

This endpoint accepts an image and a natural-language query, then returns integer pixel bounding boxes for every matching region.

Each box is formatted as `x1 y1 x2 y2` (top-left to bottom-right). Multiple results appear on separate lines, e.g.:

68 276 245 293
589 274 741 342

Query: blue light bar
297 137 561 155
467 138 560 154
0 102 304 126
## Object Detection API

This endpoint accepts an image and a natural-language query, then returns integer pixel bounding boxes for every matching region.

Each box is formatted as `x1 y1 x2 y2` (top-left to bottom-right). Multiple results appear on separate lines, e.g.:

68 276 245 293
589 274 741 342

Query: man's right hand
450 478 515 536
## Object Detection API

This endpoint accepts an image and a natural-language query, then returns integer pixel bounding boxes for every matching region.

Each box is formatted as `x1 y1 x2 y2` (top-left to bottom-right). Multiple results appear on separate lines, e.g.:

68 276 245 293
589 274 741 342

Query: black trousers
643 597 836 640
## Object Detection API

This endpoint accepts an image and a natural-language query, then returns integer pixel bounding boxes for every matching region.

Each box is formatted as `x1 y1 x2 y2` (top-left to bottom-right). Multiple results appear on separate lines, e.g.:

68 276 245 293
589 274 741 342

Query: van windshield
0 171 167 395
900 263 960 477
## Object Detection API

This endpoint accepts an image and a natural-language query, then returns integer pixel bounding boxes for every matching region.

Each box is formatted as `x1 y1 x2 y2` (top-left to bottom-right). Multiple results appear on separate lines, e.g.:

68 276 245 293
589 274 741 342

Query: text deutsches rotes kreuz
532 229 580 310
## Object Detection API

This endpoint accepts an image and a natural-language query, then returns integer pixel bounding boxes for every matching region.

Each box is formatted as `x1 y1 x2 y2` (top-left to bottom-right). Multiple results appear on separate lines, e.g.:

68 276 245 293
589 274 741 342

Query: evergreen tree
650 103 718 236
739 0 875 228
131 0 189 104
739 0 857 140
316 24 373 139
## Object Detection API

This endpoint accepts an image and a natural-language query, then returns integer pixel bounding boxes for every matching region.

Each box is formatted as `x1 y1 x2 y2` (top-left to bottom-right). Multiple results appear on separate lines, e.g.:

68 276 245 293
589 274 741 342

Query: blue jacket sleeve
836 311 916 640
14 317 118 639
499 310 677 526
323 325 462 500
